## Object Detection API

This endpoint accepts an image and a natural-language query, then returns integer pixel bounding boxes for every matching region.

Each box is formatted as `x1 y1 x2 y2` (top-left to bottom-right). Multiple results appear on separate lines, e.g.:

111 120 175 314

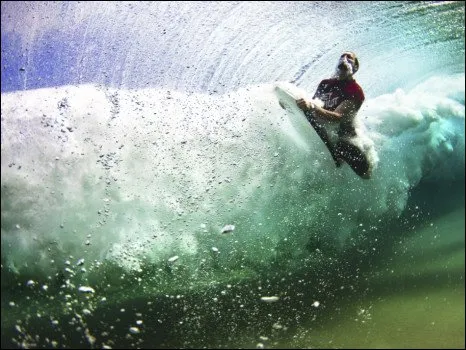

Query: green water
280 206 465 349
2 182 464 349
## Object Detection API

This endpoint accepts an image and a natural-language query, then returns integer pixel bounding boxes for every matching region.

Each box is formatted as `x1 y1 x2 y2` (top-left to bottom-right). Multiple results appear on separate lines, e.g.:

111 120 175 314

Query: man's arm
296 98 359 122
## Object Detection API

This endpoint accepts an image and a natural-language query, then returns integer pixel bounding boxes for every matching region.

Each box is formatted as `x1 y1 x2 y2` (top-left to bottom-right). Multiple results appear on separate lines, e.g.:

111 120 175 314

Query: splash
1 74 464 279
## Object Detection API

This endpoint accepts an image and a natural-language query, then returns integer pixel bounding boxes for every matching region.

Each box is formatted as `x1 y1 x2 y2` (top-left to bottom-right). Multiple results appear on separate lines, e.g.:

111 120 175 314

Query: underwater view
1 1 464 348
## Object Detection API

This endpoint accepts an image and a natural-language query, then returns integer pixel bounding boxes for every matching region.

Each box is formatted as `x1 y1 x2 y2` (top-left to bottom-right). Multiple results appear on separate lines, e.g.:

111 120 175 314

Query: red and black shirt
313 78 365 137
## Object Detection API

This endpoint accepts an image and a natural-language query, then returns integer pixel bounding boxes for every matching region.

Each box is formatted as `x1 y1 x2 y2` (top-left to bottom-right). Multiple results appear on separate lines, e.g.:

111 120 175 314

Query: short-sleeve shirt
313 78 365 137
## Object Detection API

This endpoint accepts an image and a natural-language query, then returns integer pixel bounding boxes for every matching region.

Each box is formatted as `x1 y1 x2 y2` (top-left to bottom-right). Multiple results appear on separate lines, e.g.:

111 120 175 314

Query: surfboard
275 84 371 179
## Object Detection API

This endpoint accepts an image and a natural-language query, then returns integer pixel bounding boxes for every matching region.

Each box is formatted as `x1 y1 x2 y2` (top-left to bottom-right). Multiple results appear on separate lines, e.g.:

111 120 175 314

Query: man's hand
296 98 315 112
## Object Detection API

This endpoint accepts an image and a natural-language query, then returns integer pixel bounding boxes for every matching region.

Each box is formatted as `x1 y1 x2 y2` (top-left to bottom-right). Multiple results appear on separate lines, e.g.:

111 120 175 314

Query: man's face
337 52 357 77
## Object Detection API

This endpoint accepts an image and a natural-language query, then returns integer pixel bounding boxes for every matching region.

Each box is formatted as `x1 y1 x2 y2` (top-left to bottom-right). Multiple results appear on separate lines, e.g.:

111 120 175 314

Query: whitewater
1 75 464 275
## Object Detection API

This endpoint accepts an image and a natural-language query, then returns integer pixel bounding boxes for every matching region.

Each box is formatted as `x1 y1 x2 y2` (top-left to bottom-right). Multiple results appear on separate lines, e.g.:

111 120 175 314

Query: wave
1 74 464 281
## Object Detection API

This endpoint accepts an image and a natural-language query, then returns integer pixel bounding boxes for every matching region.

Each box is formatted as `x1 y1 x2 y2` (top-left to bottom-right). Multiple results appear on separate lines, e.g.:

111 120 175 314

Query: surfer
296 51 371 179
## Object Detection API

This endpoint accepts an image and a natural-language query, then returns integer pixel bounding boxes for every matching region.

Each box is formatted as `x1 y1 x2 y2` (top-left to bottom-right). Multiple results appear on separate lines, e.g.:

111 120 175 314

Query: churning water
1 1 464 348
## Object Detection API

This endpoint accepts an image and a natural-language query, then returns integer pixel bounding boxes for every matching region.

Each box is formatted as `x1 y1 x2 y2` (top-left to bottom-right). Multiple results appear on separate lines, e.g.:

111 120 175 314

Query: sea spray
1 76 464 282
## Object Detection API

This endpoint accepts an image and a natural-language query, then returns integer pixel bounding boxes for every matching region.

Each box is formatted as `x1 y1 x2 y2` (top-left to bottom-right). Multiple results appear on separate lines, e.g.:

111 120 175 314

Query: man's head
335 51 359 80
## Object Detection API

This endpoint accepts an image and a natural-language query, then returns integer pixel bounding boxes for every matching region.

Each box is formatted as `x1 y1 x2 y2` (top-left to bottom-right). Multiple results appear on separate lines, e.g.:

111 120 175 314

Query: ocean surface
1 1 464 348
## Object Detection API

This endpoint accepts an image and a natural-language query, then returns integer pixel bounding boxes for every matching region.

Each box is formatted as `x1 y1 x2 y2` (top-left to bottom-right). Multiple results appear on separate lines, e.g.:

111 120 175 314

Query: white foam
1 75 464 274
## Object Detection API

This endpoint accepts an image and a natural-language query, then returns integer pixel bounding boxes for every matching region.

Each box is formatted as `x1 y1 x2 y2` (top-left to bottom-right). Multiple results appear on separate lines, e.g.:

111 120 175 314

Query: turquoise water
1 1 464 348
